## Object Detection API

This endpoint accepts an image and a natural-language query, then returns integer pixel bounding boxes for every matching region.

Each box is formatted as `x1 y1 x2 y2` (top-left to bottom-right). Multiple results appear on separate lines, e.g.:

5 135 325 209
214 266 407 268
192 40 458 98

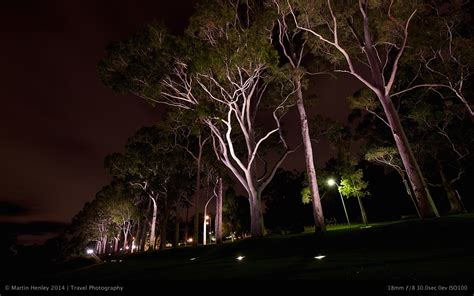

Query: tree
99 0 300 237
166 110 210 246
271 0 328 232
281 0 473 218
191 1 303 237
365 146 421 218
105 188 139 252
339 169 370 224
105 126 176 250
407 97 472 214
61 187 117 257
214 175 224 243
356 71 472 215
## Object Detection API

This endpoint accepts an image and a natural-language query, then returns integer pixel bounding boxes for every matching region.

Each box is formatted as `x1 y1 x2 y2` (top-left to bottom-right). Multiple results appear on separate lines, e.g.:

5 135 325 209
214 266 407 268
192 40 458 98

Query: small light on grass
190 257 197 261
314 255 326 260
86 248 94 255
236 256 245 261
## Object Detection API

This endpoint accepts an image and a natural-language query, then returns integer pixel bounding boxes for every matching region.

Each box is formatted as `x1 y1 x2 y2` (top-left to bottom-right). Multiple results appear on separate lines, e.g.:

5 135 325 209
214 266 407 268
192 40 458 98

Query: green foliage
339 169 370 200
347 89 378 111
365 146 400 164
98 22 178 102
186 0 279 77
301 186 311 204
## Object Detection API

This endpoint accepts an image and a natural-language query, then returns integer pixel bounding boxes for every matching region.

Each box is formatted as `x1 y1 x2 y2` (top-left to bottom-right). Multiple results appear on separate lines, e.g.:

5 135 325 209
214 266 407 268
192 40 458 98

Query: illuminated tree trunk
287 0 440 219
215 176 223 244
174 215 180 248
134 219 141 251
436 161 464 214
96 240 101 254
356 196 368 225
273 8 326 233
358 1 438 219
248 188 264 237
149 197 157 250
295 78 326 232
379 95 439 218
123 223 130 252
201 64 294 238
101 235 107 254
114 230 120 253
193 148 202 246
184 205 189 245
402 178 422 219
248 130 265 237
355 10 439 218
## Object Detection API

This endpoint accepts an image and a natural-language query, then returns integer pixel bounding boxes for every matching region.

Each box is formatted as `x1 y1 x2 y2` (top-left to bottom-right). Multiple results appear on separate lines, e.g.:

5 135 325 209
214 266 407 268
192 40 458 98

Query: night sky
0 0 360 244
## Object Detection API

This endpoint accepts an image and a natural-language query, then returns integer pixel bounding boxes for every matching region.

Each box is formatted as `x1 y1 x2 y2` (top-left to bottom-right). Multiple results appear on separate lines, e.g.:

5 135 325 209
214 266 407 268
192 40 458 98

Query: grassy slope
57 214 474 281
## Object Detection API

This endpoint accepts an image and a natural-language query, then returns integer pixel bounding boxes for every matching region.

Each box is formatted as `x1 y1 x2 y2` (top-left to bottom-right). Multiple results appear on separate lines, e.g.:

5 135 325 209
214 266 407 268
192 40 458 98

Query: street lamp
203 195 215 245
327 178 350 226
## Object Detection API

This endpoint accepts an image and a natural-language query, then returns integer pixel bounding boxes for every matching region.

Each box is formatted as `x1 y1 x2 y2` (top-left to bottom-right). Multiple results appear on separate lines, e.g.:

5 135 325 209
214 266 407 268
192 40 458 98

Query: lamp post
327 178 350 226
203 195 215 245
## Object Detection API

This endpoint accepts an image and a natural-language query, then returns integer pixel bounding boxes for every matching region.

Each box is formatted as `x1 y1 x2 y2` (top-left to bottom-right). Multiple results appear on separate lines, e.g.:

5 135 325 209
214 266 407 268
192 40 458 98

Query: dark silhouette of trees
262 169 307 234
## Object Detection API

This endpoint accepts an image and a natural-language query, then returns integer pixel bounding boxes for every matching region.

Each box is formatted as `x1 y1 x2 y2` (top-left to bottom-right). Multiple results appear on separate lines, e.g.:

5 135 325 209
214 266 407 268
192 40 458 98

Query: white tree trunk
249 189 264 237
193 150 202 246
356 196 368 225
379 94 439 218
149 198 157 250
215 177 223 244
123 225 129 252
295 78 326 232
101 235 107 254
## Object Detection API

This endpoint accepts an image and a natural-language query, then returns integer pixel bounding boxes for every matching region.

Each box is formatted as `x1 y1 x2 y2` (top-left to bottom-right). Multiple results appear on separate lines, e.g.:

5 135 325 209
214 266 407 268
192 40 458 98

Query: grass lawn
55 214 474 283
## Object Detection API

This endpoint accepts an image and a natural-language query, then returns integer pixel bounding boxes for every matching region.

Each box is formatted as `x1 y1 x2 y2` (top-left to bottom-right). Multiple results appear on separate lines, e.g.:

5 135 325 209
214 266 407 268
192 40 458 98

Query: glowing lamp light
190 257 197 261
314 255 326 260
327 179 336 186
125 246 130 250
187 238 193 243
86 249 94 255
205 215 210 220
236 256 245 261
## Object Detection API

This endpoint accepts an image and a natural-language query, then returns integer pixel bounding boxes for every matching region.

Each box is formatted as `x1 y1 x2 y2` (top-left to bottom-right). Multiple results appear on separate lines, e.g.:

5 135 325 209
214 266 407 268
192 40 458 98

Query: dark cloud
0 201 30 216
0 221 68 235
